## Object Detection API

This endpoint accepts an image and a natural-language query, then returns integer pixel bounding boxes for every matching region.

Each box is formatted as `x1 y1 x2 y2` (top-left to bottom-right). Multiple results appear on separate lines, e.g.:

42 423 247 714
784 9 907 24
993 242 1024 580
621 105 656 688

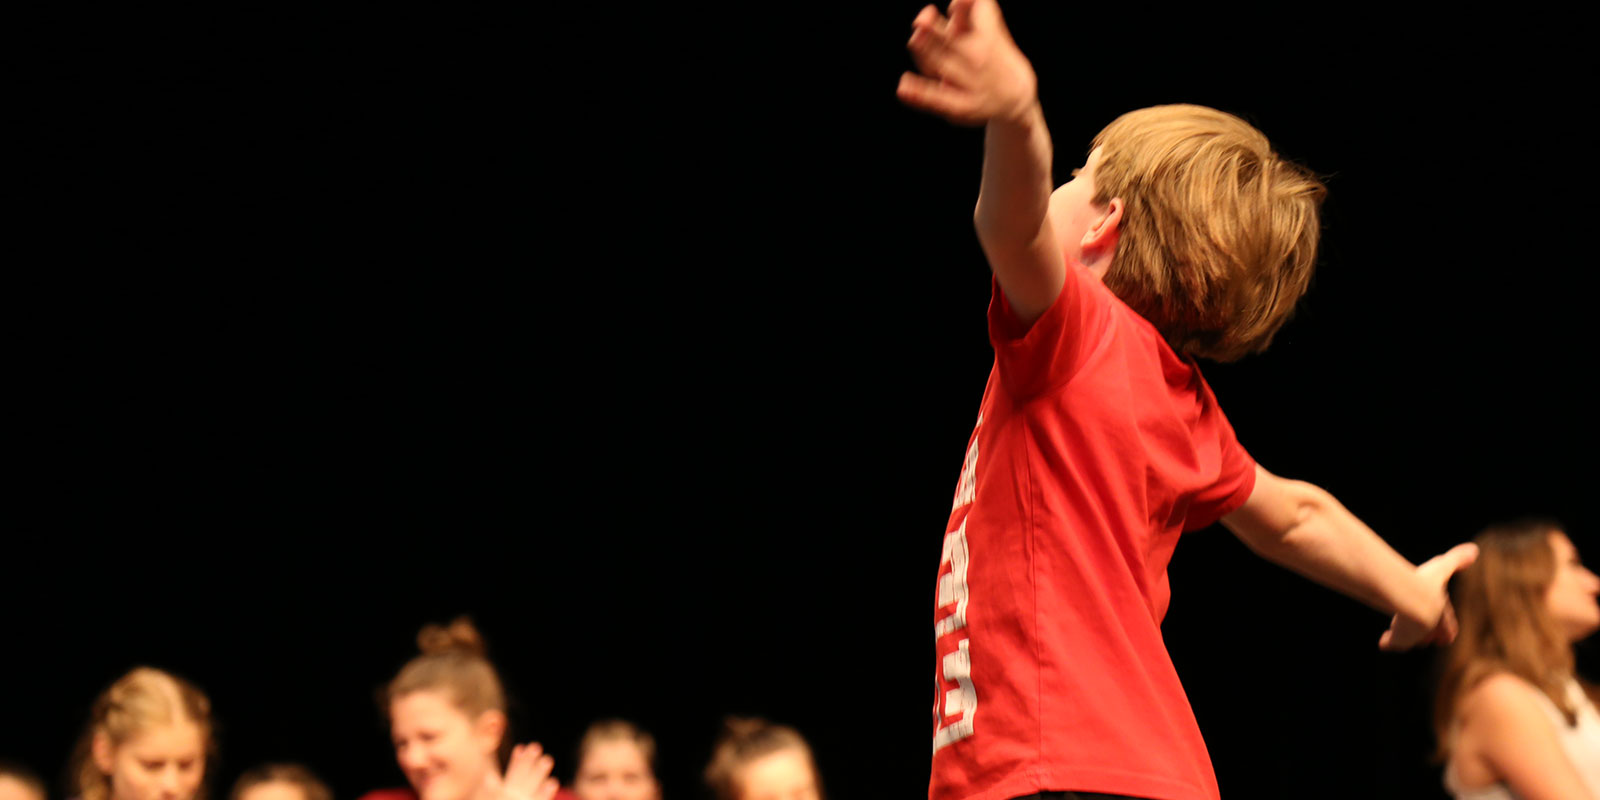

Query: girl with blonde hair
69 667 214 800
1437 520 1600 799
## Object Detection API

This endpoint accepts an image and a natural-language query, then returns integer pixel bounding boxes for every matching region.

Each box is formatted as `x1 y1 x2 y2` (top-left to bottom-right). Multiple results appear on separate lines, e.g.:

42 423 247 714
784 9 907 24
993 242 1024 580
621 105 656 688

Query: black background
7 4 1594 800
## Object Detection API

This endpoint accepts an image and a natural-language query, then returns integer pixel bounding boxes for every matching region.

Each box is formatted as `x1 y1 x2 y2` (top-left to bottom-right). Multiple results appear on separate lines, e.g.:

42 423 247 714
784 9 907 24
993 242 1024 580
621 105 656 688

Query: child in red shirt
897 3 1479 799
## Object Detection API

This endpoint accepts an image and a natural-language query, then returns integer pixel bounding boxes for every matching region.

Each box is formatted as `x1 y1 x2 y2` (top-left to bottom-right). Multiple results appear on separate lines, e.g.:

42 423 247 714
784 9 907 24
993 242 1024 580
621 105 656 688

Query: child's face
390 690 501 800
1545 531 1600 641
1048 146 1114 278
574 739 659 800
94 723 206 800
734 747 820 800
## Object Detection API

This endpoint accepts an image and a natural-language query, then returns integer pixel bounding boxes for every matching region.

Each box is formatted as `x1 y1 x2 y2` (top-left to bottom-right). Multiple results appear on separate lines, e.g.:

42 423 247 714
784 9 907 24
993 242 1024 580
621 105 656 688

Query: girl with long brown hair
1437 520 1600 799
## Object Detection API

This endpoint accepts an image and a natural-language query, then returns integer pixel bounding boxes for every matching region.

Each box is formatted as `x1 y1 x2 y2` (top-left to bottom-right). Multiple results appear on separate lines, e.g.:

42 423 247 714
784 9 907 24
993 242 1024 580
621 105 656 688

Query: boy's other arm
1220 464 1479 650
897 0 1064 327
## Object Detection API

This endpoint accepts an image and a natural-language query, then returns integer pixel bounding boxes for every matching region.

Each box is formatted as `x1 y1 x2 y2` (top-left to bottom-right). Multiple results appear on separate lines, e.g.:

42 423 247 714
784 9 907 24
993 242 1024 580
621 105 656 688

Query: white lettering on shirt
933 637 976 753
934 419 979 756
935 517 970 638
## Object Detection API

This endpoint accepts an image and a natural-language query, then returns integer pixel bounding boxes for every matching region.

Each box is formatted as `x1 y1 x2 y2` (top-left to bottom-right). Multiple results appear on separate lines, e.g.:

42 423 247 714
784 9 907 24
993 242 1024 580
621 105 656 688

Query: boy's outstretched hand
1379 542 1480 651
896 0 1038 126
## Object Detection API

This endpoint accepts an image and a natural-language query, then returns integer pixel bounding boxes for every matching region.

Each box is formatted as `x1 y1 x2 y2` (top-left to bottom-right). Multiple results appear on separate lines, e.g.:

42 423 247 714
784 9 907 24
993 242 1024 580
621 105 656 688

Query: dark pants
1010 794 1149 800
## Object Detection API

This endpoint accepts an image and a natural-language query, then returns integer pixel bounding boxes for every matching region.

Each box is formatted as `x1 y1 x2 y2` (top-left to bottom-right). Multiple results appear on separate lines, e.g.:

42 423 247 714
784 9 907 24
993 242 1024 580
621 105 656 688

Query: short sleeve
1182 376 1258 532
987 259 1113 400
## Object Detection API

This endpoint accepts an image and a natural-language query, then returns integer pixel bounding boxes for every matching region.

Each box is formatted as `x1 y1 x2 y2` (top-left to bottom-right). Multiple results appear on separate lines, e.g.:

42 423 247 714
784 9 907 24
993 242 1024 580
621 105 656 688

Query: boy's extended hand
1379 542 1480 651
896 0 1038 126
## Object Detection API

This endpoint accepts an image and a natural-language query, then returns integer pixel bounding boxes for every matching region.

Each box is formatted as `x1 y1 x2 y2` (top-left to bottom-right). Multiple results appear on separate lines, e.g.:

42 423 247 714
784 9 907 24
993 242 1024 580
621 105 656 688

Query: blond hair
703 717 820 800
1090 104 1325 362
1434 520 1598 759
71 668 214 800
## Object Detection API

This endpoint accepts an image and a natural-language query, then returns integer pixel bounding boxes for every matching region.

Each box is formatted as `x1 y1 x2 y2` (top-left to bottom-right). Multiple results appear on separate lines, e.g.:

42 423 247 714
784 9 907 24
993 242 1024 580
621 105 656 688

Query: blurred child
571 720 658 800
230 765 331 800
68 668 213 800
1436 520 1600 798
358 618 573 800
703 717 821 800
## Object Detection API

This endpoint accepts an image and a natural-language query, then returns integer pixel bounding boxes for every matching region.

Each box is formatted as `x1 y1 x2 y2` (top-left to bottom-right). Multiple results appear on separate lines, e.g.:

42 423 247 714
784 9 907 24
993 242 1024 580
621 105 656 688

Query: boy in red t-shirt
896 3 1479 800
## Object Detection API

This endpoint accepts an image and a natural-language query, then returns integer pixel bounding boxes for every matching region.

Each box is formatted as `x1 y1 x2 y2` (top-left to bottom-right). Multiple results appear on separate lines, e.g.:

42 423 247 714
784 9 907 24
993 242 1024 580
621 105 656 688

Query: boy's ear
1081 197 1123 254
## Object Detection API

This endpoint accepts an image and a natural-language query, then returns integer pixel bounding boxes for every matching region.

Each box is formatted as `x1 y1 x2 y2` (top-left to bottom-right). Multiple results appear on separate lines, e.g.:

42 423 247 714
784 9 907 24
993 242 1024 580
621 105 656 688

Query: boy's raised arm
1222 464 1480 650
897 0 1064 327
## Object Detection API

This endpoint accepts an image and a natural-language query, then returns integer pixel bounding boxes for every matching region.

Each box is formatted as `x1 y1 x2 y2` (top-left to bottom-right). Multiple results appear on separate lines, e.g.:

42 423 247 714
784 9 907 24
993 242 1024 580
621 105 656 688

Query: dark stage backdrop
9 5 1591 800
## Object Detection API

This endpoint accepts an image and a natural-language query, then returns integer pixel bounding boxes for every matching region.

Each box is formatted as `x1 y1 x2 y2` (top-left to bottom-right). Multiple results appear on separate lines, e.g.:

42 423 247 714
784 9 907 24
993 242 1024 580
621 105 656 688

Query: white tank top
1444 678 1600 799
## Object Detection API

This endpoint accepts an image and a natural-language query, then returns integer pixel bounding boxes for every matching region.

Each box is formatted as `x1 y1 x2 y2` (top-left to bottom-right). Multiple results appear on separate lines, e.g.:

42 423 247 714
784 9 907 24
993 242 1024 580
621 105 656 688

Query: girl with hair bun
360 618 573 800
1436 520 1600 799
703 717 822 800
68 667 214 800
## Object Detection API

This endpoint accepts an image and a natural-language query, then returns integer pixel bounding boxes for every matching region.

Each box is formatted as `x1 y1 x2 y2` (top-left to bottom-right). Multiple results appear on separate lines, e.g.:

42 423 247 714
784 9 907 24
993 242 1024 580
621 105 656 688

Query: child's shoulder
1457 670 1554 727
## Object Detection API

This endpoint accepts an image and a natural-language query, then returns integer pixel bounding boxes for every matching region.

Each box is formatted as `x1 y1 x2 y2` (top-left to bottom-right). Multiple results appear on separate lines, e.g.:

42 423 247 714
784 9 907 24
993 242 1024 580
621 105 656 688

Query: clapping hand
501 743 559 800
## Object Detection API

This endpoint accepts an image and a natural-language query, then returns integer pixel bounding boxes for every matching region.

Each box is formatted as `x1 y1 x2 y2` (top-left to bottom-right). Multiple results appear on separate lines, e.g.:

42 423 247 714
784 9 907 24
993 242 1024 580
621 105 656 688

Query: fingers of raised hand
505 743 554 796
912 4 947 34
947 0 976 34
907 21 962 80
518 749 557 800
896 72 978 124
506 743 538 779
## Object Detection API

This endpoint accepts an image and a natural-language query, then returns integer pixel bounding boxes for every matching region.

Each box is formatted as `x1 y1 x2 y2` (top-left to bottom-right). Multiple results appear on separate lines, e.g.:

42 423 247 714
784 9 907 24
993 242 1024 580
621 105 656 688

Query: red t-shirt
929 262 1257 800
